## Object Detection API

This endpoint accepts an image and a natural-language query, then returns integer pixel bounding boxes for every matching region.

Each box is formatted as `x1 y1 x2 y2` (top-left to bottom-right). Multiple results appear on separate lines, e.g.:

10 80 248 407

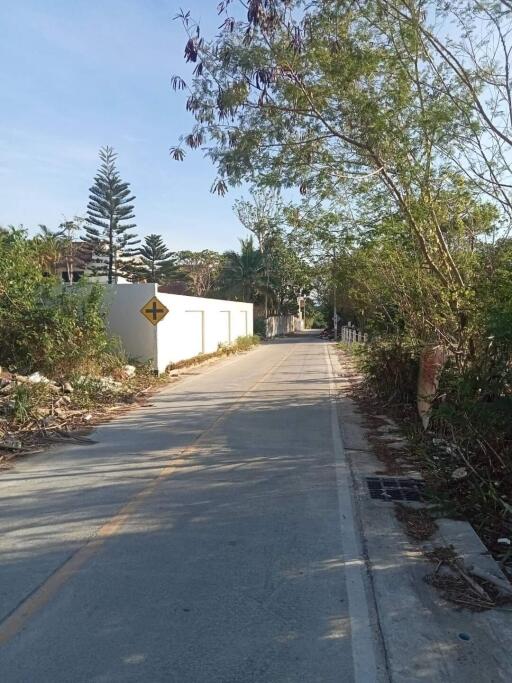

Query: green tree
172 0 477 350
82 146 139 284
34 224 63 275
171 0 512 543
235 190 282 317
381 0 512 222
219 237 264 302
266 232 312 315
135 234 175 283
57 217 85 283
175 250 223 295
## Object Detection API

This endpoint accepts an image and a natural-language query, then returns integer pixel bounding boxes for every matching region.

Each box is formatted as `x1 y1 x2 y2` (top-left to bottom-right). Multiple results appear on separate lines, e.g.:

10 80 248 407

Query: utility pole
332 245 337 341
297 290 305 330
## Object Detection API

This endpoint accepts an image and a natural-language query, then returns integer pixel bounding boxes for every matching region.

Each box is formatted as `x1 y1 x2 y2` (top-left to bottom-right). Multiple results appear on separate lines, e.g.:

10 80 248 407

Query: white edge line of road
325 343 382 683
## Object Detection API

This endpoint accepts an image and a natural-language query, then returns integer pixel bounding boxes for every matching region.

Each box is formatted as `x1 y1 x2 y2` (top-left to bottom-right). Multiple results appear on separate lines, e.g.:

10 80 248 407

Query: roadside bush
0 230 124 379
253 318 266 337
9 382 53 425
357 335 420 404
35 283 125 378
233 334 260 351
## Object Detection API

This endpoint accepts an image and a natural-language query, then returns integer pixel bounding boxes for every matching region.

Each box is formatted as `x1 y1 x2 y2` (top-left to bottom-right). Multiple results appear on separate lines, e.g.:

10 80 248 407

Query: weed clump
166 334 260 372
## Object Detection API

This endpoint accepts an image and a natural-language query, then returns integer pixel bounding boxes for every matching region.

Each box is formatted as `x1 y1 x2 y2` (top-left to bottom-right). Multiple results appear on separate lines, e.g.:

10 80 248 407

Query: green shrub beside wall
0 230 123 378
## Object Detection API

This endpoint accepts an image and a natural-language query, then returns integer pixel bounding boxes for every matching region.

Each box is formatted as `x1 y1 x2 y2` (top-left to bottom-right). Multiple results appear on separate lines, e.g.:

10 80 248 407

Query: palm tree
234 189 282 317
57 218 84 283
34 225 63 275
220 237 265 302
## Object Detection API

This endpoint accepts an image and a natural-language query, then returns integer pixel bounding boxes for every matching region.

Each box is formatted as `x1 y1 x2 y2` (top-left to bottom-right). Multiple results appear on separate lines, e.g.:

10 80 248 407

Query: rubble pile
0 364 147 465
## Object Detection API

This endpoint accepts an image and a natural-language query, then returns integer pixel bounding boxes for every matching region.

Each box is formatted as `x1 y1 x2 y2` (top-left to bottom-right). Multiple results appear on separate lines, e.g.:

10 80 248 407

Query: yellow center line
0 343 296 646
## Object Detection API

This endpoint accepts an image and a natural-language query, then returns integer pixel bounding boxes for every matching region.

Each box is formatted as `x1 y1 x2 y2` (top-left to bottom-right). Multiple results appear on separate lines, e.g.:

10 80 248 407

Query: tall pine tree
135 234 175 283
82 146 139 283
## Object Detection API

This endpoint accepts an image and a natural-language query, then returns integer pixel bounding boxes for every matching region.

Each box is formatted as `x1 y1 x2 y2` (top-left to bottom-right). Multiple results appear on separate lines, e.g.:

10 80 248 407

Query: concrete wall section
103 284 253 373
154 292 253 373
104 283 157 363
265 315 301 338
217 311 231 345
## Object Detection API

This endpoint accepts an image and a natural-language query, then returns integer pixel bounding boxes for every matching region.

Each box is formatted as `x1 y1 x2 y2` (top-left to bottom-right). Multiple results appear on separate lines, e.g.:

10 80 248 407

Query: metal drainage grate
366 477 425 502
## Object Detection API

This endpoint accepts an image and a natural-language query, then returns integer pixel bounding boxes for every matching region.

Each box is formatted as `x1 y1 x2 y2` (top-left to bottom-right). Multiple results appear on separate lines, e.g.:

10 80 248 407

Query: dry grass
166 335 260 372
424 546 512 611
395 503 437 541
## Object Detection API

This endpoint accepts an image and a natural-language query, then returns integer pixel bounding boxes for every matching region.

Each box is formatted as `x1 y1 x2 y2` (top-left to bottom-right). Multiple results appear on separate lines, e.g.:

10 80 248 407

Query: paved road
0 334 384 682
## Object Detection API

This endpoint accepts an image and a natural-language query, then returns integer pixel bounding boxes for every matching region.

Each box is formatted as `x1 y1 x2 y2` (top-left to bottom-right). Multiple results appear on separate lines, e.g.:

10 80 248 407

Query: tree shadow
0 334 506 681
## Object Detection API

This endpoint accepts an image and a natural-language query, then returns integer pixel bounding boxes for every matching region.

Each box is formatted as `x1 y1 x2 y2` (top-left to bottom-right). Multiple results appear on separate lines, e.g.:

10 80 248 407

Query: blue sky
0 0 246 251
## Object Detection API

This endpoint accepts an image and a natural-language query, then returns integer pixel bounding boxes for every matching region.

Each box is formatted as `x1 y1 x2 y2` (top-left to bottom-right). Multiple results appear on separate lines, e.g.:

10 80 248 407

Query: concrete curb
397 507 512 594
329 343 512 683
431 518 511 591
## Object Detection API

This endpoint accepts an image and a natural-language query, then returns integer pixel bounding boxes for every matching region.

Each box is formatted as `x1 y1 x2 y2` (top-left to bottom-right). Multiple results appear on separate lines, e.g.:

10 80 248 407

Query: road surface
0 334 385 682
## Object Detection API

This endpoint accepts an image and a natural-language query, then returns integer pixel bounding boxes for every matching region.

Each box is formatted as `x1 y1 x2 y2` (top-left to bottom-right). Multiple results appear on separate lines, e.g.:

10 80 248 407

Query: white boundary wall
265 315 302 338
103 284 253 373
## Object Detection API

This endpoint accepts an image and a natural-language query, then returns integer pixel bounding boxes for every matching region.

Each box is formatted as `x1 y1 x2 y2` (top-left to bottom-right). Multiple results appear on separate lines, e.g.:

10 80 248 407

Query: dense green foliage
172 0 512 417
173 0 512 542
218 237 264 302
0 228 122 378
134 234 176 283
159 218 310 315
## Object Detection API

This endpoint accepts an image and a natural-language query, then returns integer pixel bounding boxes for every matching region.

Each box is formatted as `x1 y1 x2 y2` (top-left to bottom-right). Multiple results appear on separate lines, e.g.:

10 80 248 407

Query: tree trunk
417 344 449 429
108 217 114 284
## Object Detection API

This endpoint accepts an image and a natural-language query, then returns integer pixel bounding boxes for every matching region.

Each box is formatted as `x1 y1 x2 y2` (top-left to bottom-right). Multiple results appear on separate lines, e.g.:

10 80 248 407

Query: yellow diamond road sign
141 296 169 325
